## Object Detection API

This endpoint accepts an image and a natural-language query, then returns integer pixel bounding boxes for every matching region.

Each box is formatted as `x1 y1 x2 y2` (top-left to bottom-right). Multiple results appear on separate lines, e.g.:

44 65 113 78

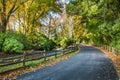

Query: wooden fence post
108 46 110 52
118 49 120 55
110 47 112 52
112 47 114 52
107 46 109 51
103 45 105 49
55 51 57 58
43 50 46 62
105 45 107 50
115 49 118 56
106 45 108 50
62 49 64 55
23 51 26 68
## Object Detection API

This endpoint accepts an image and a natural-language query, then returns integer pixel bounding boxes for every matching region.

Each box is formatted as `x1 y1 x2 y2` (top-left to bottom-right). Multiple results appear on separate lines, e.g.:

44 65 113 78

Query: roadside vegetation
66 0 120 76
0 48 79 79
0 0 120 79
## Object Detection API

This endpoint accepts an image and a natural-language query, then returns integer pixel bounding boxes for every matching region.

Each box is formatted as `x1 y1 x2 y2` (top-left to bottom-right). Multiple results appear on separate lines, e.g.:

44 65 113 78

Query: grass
0 49 79 79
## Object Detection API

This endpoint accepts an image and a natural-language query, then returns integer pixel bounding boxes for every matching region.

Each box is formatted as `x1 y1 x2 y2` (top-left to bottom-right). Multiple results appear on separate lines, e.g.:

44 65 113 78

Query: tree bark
0 0 27 32
0 0 6 32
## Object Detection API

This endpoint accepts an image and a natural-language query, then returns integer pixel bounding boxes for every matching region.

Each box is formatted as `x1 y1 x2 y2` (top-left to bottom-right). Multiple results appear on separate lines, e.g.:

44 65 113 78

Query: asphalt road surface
16 45 119 80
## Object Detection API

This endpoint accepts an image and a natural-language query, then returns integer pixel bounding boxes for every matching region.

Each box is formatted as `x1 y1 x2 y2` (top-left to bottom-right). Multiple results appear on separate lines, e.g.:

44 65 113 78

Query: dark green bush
5 32 32 50
60 37 73 48
53 35 61 46
0 33 5 50
0 32 31 52
27 32 56 51
110 39 120 49
0 31 56 52
2 38 24 53
37 33 56 51
27 33 39 50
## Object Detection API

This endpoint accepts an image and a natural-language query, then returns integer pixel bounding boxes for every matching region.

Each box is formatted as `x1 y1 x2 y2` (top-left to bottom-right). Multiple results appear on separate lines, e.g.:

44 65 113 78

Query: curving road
16 45 119 80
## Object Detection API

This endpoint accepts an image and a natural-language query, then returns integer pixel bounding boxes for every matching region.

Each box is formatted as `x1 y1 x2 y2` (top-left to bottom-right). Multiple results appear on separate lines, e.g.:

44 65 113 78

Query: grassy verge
0 49 79 79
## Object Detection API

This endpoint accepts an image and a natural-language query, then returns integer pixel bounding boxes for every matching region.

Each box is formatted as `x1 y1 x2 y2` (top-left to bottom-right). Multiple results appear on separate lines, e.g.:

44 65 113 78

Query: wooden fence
96 44 120 56
0 45 78 74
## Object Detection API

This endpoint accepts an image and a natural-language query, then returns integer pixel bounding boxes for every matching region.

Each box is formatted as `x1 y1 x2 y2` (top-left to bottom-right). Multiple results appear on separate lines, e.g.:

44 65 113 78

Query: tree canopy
66 0 120 48
0 0 120 53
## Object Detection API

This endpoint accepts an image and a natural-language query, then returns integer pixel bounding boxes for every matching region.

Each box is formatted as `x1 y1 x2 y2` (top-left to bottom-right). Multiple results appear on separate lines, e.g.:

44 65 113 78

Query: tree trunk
0 0 18 32
0 0 7 32
0 12 7 32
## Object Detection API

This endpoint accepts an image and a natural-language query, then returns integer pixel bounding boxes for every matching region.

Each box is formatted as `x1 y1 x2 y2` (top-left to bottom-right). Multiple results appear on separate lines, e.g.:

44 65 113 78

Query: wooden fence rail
0 45 78 74
96 44 120 56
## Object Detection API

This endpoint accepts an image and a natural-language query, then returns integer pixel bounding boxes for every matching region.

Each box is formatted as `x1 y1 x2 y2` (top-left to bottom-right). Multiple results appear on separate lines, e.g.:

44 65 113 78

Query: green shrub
0 32 32 50
5 32 31 50
0 31 56 52
60 37 73 48
37 33 56 51
27 33 39 49
110 40 120 49
53 35 61 46
2 38 24 53
0 33 5 50
27 32 56 51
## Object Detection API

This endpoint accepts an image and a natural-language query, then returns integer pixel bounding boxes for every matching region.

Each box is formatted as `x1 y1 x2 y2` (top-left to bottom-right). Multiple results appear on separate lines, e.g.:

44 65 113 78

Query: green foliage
110 33 120 49
91 34 102 45
87 18 99 33
110 40 120 50
2 38 24 53
0 32 32 52
39 39 55 51
60 37 73 48
53 35 61 46
37 33 56 51
67 0 120 47
27 32 56 51
0 33 5 50
5 32 31 50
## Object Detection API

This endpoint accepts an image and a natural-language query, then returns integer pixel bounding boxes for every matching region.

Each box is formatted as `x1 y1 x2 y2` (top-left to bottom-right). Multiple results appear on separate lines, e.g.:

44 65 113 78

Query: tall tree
66 0 120 45
23 0 60 34
0 0 28 32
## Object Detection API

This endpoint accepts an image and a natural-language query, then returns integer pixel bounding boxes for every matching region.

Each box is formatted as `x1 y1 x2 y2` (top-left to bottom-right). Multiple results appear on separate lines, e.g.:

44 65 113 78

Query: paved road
16 46 119 80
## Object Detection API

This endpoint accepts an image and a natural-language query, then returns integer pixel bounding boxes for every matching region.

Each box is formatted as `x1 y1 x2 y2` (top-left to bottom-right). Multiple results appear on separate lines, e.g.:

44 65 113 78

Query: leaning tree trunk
0 0 7 32
0 12 7 32
0 0 19 32
0 11 11 32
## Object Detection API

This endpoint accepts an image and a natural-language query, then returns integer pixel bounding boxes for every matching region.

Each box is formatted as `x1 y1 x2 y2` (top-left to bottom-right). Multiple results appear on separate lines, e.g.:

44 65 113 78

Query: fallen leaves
96 46 120 76
0 50 78 79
